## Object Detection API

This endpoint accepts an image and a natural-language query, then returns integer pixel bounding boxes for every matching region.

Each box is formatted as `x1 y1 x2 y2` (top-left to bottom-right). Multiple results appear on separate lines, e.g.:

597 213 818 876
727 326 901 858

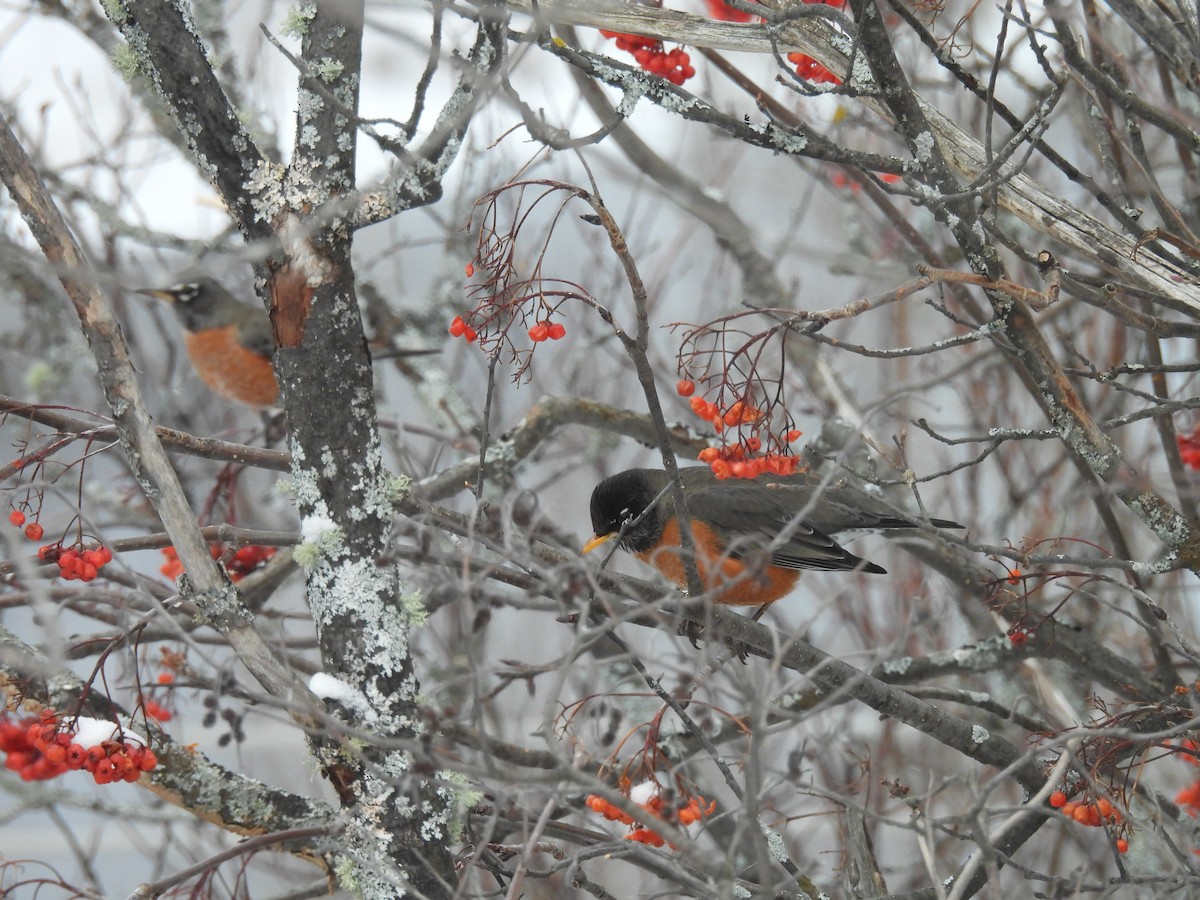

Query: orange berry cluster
528 319 566 342
600 32 696 85
144 699 172 722
226 544 276 578
705 0 757 22
1177 778 1200 815
782 0 848 84
585 787 716 848
686 393 763 431
698 444 801 480
160 544 276 583
787 52 841 85
1049 790 1124 837
38 543 112 582
0 712 157 784
1007 626 1029 648
448 315 478 343
7 509 44 542
830 171 903 191
1179 426 1200 470
677 381 803 479
1175 742 1200 838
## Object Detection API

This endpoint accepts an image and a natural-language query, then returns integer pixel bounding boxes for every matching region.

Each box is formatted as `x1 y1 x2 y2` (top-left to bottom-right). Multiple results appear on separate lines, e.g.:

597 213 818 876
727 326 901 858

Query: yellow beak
136 288 176 302
581 532 618 555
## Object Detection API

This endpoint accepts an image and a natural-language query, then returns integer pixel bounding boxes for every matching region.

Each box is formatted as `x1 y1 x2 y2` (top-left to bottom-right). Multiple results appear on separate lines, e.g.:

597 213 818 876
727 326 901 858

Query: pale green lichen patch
297 88 325 125
400 591 427 627
281 3 317 38
295 512 344 567
23 360 62 399
388 474 412 500
316 57 345 83
112 43 141 80
101 0 128 24
439 770 481 841
244 158 287 224
331 856 358 893
347 468 399 524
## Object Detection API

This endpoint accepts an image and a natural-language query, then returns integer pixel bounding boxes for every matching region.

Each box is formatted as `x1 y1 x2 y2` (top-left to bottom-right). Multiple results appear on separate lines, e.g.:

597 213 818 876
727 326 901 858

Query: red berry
465 262 475 277
114 754 136 779
8 510 25 527
1116 838 1128 853
144 700 172 722
23 522 43 541
448 315 467 337
96 546 112 565
138 749 158 771
464 326 478 343
65 744 88 769
547 322 566 340
676 379 695 397
1049 791 1067 808
528 323 549 342
5 750 32 772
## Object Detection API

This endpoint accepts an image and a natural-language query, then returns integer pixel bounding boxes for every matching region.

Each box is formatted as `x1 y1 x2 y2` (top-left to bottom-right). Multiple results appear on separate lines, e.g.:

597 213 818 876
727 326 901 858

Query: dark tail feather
874 516 962 530
927 517 963 530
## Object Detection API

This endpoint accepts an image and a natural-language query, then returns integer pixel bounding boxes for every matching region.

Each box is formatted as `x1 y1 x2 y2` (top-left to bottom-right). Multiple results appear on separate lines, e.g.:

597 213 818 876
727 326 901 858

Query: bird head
583 469 665 555
136 277 239 332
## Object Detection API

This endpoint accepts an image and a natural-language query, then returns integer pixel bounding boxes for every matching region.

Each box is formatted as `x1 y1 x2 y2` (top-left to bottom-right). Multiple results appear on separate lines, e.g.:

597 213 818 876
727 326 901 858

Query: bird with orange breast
137 278 279 408
584 466 960 607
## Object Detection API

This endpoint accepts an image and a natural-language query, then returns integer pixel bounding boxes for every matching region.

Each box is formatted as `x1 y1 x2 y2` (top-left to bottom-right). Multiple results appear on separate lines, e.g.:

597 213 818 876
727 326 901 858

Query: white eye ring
171 283 201 303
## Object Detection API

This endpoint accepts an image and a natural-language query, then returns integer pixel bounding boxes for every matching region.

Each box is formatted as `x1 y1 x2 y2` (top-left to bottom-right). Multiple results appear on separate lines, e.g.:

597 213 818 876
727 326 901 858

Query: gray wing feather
236 313 276 359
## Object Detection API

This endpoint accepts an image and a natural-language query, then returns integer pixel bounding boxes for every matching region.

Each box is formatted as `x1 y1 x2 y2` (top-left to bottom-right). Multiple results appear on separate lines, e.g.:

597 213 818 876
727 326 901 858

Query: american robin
137 278 279 408
137 278 440 408
583 467 961 606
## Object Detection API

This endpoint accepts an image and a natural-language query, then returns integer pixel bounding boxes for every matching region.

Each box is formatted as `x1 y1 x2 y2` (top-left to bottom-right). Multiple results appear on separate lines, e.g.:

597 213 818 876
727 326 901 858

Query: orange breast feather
183 327 278 408
635 518 800 606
